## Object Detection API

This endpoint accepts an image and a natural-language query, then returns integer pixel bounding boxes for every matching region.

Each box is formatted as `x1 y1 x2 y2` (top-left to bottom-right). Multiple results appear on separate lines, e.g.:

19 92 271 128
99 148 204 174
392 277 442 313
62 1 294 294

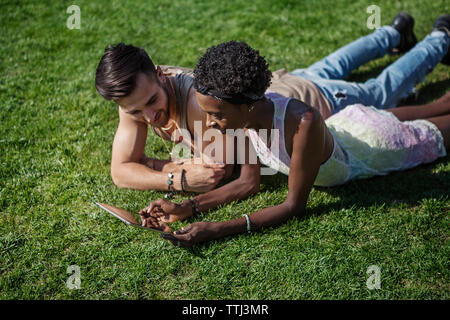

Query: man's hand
184 161 227 192
139 199 193 224
163 159 227 193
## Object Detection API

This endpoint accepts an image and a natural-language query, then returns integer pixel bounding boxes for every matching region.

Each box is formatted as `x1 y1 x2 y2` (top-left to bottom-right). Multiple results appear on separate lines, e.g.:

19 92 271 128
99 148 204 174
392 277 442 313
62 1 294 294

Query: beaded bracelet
188 198 199 215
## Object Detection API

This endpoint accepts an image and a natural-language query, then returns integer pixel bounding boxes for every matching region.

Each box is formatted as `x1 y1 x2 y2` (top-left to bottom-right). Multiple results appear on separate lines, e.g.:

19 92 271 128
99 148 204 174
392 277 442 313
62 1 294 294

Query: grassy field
1 0 449 299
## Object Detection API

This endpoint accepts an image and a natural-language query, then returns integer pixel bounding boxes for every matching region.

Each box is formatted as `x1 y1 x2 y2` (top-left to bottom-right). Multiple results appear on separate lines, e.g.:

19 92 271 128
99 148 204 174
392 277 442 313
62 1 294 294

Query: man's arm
111 107 226 191
111 107 181 190
193 163 261 211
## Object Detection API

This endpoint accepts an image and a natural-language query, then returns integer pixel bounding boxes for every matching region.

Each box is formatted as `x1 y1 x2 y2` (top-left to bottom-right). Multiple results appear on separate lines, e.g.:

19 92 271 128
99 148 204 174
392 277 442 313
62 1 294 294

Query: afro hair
193 41 272 98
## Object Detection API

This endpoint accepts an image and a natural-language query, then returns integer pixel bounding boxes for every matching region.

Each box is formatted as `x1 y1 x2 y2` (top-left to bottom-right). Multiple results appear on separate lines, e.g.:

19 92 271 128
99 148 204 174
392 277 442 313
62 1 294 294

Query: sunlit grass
0 0 449 299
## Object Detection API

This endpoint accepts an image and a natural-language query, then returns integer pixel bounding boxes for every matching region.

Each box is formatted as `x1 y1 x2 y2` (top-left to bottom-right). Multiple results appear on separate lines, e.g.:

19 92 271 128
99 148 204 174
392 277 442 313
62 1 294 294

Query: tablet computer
95 202 173 236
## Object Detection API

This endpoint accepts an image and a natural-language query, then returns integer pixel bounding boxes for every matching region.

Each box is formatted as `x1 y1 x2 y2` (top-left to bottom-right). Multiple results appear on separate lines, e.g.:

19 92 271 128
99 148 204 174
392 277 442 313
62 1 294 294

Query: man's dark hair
95 43 156 101
193 41 272 100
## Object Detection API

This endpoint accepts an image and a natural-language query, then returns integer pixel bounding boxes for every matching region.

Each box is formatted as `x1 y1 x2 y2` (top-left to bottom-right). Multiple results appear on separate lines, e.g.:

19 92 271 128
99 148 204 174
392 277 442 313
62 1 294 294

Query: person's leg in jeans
290 26 401 80
359 30 449 108
293 30 449 113
289 24 403 113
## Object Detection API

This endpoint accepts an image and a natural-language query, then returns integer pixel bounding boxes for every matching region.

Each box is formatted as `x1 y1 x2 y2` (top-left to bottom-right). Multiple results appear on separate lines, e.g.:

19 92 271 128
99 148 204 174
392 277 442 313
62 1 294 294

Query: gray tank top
151 67 193 139
173 73 194 131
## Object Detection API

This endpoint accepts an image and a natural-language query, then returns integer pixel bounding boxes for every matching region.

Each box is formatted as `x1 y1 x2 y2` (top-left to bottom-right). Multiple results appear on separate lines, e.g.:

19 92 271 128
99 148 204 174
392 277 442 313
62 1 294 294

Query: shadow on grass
178 156 448 252
311 157 449 217
231 154 449 206
259 156 449 218
399 79 450 106
346 59 395 83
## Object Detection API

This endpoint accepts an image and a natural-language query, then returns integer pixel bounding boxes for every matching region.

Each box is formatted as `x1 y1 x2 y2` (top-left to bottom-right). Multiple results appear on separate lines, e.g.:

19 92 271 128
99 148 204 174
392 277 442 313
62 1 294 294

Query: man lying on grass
95 48 230 194
140 37 450 247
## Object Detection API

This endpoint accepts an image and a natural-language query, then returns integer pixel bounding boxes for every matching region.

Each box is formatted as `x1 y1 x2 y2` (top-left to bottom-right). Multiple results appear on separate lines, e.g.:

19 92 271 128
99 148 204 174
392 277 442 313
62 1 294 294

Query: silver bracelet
243 214 251 234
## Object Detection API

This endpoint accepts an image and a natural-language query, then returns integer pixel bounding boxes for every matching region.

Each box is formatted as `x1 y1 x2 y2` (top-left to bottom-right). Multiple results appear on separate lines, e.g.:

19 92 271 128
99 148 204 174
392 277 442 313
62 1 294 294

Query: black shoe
390 12 417 54
432 14 450 65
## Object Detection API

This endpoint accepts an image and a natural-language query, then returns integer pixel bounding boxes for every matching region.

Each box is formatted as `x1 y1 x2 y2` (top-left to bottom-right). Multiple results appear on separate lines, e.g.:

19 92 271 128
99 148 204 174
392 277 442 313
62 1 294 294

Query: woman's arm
190 132 262 211
140 162 261 224
163 107 326 247
192 163 261 210
141 137 262 223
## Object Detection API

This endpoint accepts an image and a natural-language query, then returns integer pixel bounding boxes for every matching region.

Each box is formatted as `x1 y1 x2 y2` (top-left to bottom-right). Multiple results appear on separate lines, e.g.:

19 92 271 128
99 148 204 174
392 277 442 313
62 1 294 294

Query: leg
424 114 450 149
290 26 400 80
310 31 450 114
386 91 450 121
362 30 450 108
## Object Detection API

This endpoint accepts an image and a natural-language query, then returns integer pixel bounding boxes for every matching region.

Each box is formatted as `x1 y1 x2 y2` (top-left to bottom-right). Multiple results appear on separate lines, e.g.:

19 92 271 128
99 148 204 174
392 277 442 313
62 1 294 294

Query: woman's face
195 91 246 134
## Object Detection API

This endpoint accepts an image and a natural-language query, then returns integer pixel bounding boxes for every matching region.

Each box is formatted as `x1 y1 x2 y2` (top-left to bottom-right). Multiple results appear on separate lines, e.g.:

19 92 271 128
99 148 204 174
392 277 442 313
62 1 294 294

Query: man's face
195 91 245 134
117 71 170 127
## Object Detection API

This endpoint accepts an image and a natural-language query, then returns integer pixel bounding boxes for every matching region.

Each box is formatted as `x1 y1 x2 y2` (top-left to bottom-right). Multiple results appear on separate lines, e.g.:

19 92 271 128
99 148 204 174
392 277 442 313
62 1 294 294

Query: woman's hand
140 214 172 233
161 221 219 247
139 199 193 224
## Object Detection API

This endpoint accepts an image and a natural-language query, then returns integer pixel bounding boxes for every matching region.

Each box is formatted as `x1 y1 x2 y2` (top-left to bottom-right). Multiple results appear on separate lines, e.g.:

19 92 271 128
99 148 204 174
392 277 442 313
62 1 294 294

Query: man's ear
155 66 166 82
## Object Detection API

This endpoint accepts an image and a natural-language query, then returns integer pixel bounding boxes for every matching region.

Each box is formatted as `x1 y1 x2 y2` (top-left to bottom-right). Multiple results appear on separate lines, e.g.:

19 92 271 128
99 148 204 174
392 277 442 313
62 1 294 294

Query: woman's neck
245 97 274 131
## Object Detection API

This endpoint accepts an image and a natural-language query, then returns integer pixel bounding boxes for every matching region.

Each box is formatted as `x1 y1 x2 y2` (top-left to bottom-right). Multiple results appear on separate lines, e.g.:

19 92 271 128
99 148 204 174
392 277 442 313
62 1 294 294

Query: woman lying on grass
140 41 450 248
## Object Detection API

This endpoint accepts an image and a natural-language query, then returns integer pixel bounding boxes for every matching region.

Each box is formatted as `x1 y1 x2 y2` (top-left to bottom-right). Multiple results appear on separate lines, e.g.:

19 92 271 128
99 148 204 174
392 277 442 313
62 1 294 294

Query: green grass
1 0 449 299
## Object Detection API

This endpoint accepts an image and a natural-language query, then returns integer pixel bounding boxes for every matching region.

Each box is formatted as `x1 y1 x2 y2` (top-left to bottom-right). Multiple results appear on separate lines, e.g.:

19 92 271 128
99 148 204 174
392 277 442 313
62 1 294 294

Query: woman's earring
248 103 255 113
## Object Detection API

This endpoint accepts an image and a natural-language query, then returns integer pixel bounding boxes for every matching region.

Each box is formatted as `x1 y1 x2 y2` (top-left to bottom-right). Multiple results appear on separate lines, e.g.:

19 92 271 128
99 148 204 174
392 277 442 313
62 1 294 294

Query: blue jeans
290 26 450 113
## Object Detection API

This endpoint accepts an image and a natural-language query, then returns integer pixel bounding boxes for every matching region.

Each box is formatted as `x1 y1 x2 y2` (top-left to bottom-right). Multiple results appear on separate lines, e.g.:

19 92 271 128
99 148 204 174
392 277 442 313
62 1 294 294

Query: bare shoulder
114 106 148 148
187 85 201 110
281 99 326 157
117 106 146 129
286 99 323 132
112 107 148 164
